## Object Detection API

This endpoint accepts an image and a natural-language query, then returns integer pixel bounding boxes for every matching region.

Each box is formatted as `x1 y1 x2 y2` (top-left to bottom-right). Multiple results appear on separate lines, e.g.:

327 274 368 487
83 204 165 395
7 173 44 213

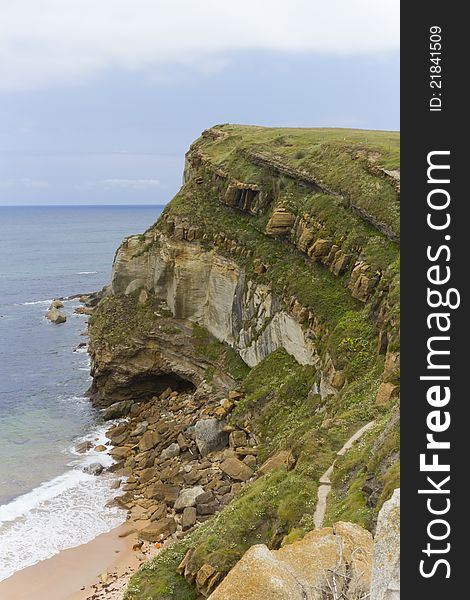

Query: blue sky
0 1 399 206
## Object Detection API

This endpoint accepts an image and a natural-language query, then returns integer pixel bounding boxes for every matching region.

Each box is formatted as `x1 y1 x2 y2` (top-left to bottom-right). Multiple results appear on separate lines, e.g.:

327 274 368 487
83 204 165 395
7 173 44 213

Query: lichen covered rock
370 488 400 600
208 522 372 600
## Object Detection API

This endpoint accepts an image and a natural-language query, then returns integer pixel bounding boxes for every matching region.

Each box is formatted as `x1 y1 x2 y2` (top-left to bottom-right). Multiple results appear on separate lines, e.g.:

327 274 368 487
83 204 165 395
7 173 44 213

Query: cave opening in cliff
125 372 196 402
233 188 258 212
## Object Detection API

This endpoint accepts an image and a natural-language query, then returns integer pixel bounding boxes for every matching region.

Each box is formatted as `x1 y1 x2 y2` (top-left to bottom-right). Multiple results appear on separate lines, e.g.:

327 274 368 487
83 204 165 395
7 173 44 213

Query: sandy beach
0 522 161 600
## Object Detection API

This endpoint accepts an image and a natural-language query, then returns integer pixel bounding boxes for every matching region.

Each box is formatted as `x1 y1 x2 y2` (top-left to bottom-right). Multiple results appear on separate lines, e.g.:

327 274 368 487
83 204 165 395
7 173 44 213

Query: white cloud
0 0 399 91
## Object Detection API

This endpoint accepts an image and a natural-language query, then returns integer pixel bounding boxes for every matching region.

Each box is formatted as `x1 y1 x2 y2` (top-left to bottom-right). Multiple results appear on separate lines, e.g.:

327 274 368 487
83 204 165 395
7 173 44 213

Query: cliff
87 124 400 599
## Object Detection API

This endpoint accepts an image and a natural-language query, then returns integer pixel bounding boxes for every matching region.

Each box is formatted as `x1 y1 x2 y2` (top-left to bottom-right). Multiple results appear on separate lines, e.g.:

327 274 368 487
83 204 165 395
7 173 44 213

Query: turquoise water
0 205 161 579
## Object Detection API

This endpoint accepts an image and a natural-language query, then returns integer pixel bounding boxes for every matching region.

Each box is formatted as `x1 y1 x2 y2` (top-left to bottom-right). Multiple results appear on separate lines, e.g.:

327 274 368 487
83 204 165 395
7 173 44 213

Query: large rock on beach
139 517 177 541
195 419 228 456
174 486 205 511
102 400 133 420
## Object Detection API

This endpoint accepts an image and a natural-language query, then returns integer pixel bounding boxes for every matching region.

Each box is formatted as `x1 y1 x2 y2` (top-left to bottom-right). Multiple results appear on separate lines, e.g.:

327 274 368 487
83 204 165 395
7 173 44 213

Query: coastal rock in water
75 440 93 453
370 488 400 600
46 307 66 324
51 299 64 309
83 462 104 476
195 419 228 456
109 446 131 460
208 522 372 600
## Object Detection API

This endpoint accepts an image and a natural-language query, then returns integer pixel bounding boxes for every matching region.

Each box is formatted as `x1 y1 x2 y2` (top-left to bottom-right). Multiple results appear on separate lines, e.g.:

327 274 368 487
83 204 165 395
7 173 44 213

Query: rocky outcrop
109 231 317 371
46 305 66 324
207 522 373 600
87 125 400 600
370 488 400 600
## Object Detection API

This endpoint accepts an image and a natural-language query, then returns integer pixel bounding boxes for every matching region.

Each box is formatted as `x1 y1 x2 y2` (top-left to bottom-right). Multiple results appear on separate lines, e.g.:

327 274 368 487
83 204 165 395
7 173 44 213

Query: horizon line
0 203 167 208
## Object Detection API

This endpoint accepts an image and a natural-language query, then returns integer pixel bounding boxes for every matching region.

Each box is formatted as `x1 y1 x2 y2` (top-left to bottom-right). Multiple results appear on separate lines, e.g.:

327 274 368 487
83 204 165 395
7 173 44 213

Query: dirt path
313 421 375 529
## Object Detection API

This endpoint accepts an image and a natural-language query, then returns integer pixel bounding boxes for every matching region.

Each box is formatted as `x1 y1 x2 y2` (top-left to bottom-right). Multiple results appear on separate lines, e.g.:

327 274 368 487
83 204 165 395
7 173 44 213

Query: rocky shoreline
86 379 268 596
69 125 401 599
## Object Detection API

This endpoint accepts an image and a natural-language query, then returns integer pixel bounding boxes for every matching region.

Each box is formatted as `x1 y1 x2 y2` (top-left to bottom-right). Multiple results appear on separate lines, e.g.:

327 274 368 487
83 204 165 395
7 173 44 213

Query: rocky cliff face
111 231 315 369
87 125 400 600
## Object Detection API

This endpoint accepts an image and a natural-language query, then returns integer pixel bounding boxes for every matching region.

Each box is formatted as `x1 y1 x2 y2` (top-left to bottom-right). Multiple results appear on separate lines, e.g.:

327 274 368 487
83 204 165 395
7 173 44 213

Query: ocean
0 205 162 581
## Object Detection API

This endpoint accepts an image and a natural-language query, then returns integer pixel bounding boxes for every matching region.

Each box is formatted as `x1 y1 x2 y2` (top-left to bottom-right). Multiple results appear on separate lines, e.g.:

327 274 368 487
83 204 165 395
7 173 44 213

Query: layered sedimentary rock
110 231 317 370
87 125 400 600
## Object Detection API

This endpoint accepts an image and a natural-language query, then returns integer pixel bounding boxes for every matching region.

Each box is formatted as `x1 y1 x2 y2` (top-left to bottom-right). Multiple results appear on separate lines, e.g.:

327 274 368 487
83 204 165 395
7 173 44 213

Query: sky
0 0 400 206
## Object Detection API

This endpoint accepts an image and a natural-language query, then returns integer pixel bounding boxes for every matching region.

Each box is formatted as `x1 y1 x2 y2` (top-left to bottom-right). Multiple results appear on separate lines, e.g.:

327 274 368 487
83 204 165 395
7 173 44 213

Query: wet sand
0 523 161 600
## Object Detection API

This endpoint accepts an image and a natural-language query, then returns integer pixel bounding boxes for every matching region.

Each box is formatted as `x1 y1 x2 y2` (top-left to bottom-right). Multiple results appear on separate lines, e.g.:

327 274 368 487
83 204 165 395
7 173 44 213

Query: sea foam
0 427 125 582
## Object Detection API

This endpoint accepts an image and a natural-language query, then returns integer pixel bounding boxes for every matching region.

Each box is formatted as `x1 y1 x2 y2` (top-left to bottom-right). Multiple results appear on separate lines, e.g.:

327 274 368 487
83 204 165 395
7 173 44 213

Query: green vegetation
324 413 400 529
196 124 400 238
112 125 400 599
192 323 250 382
162 181 360 328
89 292 166 348
328 311 377 379
128 342 398 598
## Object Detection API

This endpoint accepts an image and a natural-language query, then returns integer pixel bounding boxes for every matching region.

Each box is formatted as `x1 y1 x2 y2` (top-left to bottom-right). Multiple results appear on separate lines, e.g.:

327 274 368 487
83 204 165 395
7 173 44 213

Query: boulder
220 457 253 481
94 444 107 452
138 517 177 541
174 486 205 511
144 482 181 505
149 503 167 522
229 430 248 448
102 400 133 420
160 442 181 460
109 446 131 460
258 450 293 476
197 501 219 516
83 463 104 476
106 424 128 440
129 422 147 437
370 489 400 600
195 419 228 456
46 307 66 324
75 440 93 454
208 522 372 600
139 430 161 452
375 382 399 405
51 299 64 309
182 506 197 529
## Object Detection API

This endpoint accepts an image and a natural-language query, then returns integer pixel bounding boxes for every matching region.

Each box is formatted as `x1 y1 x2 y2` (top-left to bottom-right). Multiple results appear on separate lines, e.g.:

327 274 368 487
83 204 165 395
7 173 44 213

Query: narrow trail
313 421 376 529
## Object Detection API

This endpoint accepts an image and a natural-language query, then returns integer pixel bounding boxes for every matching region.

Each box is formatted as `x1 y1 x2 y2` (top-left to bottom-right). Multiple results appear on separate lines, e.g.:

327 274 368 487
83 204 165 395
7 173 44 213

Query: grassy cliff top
199 123 399 170
191 124 400 241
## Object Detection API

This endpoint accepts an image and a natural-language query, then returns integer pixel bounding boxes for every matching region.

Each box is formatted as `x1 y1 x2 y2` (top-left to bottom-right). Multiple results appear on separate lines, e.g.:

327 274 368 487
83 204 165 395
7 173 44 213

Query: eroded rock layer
86 125 400 600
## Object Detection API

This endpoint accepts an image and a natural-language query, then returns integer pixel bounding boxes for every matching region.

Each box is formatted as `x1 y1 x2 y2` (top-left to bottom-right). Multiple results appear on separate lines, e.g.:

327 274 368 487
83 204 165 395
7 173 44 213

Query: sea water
0 205 161 581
